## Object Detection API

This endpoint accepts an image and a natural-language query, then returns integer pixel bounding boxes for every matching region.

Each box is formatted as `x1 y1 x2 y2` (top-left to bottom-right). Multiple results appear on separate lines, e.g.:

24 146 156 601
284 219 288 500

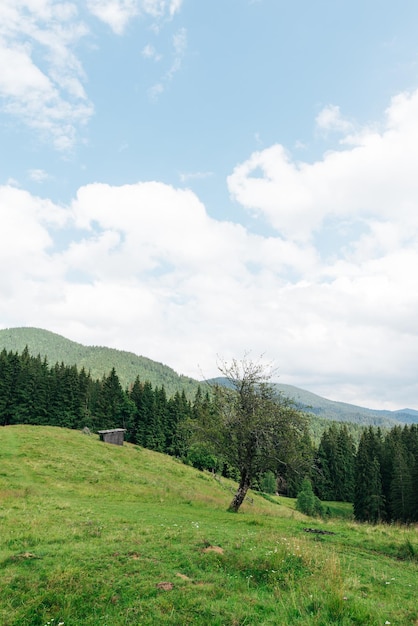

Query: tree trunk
228 473 251 512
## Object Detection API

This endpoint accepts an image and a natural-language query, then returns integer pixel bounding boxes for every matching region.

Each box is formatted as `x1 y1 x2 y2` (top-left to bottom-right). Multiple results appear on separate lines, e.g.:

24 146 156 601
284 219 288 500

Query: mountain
272 383 417 427
0 327 200 397
208 378 418 428
394 407 418 418
1 327 417 427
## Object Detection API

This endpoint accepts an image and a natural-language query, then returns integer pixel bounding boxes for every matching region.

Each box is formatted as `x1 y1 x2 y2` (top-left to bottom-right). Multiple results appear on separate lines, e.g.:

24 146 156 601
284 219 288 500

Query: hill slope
1 326 417 426
1 425 417 625
274 383 417 427
0 326 200 397
209 378 417 428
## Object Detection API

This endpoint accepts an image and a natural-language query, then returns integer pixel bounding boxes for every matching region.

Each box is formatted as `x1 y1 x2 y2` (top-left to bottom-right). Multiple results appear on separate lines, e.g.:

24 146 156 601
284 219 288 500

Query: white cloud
169 0 183 17
87 0 183 33
0 0 186 146
0 0 93 149
86 0 139 34
0 185 67 308
228 90 418 241
148 26 187 98
179 171 213 183
148 82 164 100
28 168 50 182
315 104 354 134
167 25 186 77
3 89 418 408
142 43 162 60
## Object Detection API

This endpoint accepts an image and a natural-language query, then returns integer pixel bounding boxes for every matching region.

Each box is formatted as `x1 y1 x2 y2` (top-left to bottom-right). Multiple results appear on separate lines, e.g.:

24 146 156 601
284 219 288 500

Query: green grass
1 426 418 625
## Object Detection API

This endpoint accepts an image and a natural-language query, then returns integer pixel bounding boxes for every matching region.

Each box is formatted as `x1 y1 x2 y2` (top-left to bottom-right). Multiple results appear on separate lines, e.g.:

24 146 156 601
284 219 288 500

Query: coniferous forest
1 347 418 523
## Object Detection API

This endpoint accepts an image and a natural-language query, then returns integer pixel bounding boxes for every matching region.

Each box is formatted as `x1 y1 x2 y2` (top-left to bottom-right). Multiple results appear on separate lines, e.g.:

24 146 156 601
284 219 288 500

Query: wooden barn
98 429 126 446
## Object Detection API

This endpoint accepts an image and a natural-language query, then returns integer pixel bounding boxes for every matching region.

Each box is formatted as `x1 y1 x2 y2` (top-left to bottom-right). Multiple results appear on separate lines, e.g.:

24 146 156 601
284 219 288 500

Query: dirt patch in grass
203 545 224 554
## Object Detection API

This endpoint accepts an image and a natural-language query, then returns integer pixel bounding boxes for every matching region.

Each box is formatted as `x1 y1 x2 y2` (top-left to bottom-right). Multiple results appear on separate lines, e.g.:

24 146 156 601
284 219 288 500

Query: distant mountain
273 383 418 427
209 378 418 428
394 408 418 418
0 327 200 397
1 327 417 427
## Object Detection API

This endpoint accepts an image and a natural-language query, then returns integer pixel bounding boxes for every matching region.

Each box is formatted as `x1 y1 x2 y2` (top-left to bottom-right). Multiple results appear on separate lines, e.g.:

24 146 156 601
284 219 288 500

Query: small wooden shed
98 428 126 446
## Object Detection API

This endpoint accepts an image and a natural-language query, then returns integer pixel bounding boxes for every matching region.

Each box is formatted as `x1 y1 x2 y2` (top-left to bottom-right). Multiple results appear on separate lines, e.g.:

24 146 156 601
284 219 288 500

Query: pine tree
314 424 355 502
94 368 134 431
389 442 413 522
296 477 324 517
354 428 384 522
129 380 159 448
315 425 337 500
0 350 20 425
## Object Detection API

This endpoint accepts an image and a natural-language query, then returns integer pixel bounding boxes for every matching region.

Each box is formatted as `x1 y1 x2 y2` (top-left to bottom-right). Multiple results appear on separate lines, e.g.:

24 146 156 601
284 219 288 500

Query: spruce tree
389 442 413 522
354 428 384 522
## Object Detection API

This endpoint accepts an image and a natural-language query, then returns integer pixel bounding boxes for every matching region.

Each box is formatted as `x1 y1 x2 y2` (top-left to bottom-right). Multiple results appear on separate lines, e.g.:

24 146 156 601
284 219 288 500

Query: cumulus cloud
228 90 418 241
0 185 68 315
3 89 418 408
0 0 93 149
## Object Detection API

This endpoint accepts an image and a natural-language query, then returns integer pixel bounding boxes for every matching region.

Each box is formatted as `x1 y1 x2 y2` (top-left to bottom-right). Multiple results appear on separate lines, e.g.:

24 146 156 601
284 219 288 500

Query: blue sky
2 0 418 409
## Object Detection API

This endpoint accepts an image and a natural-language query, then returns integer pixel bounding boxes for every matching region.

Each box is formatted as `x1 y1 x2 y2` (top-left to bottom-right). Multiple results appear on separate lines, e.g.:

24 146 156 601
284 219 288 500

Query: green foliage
260 470 277 494
3 332 418 525
0 327 200 397
0 348 212 464
354 428 385 523
3 327 416 428
196 357 310 512
296 478 324 517
185 442 221 472
352 424 418 523
315 424 355 501
2 426 418 626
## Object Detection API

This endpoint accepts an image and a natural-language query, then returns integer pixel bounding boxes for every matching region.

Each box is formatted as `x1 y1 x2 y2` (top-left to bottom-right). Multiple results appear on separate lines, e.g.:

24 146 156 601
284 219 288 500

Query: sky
1 0 418 410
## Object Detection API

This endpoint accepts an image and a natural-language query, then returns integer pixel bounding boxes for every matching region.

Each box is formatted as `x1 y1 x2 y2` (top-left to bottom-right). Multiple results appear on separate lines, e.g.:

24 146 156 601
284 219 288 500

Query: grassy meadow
0 426 417 625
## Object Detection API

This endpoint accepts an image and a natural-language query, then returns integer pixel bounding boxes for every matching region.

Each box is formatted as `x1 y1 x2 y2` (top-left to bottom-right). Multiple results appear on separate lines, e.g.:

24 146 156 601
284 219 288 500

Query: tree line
312 421 418 523
0 347 207 461
1 347 417 521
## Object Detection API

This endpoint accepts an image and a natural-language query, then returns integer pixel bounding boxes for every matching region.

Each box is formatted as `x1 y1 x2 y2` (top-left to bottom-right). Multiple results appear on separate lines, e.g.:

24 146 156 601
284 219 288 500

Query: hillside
1 425 417 625
0 327 200 397
274 383 418 427
1 326 417 426
209 378 418 428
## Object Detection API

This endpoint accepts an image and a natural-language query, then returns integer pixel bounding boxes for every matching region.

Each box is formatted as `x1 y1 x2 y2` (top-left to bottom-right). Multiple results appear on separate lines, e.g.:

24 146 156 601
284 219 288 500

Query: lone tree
198 356 309 512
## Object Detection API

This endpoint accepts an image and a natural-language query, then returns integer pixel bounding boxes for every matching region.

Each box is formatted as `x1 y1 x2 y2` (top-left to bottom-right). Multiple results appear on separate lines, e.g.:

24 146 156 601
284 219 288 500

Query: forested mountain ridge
207 377 418 428
0 327 200 397
1 327 417 426
274 383 418 426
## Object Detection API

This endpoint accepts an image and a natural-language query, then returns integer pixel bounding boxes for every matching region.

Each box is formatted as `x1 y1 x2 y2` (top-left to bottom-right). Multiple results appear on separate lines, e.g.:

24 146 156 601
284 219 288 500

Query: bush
260 470 277 494
296 478 324 517
185 443 221 472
